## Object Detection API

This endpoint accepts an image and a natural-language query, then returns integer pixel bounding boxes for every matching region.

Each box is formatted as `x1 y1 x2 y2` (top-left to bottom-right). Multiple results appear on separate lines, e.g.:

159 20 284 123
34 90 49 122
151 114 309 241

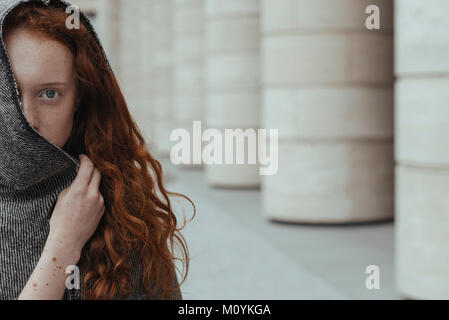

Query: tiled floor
162 159 400 300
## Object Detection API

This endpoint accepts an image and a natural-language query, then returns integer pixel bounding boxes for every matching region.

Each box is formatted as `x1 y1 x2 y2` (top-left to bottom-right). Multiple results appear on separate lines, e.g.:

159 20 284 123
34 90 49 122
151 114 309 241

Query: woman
0 0 194 300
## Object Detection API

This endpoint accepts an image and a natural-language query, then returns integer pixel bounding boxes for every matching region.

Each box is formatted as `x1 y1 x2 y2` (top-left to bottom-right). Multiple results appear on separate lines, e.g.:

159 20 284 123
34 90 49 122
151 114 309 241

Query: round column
119 0 143 132
139 0 158 149
204 0 261 188
261 0 394 223
395 0 449 299
96 0 121 73
173 0 205 169
149 0 175 157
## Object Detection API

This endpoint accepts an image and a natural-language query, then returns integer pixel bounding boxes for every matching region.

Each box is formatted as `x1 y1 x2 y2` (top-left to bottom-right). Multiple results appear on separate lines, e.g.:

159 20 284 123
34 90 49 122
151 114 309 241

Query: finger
72 154 94 189
89 168 102 190
97 205 105 220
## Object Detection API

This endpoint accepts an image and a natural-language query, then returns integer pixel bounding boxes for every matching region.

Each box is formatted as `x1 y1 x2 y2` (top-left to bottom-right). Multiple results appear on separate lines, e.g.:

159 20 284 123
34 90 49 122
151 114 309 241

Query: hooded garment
0 0 182 300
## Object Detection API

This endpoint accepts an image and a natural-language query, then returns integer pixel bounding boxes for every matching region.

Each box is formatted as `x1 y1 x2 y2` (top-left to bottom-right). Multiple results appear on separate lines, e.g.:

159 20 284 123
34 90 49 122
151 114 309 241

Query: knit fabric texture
0 0 182 300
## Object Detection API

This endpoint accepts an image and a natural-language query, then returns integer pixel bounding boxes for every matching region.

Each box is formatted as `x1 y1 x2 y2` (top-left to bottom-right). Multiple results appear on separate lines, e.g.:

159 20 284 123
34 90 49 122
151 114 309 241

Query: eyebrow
39 82 68 86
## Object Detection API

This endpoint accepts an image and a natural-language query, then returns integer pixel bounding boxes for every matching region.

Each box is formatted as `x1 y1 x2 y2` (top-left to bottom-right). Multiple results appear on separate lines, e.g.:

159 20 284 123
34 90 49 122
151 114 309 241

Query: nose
20 96 39 131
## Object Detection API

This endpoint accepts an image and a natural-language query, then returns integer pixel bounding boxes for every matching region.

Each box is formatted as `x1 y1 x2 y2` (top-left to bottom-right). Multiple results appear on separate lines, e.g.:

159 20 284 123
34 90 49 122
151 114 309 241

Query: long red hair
3 2 194 299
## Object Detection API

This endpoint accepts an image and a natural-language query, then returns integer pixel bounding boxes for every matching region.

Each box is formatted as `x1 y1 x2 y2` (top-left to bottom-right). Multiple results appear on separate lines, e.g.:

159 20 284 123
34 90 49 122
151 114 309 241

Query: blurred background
71 0 448 299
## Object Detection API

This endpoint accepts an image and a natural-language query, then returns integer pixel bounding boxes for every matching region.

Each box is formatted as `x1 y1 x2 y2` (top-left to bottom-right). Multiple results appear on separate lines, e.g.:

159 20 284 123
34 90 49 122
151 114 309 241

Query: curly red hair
3 2 194 299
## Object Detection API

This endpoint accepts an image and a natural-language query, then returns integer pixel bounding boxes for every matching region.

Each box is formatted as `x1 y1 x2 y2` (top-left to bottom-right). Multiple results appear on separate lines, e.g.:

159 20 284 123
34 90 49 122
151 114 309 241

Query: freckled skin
4 26 78 148
32 283 37 287
52 257 57 262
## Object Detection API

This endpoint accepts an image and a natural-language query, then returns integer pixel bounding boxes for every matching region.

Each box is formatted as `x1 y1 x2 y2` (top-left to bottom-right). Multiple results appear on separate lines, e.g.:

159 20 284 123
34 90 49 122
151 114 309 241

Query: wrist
45 232 82 264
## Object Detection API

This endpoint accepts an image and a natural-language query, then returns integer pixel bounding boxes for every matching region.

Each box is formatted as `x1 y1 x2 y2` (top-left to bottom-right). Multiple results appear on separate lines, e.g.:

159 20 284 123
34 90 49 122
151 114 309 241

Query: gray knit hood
0 0 94 191
0 0 181 300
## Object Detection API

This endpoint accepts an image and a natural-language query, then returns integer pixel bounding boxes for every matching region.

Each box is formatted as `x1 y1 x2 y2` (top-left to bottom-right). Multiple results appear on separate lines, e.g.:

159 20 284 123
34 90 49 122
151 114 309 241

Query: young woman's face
5 26 77 148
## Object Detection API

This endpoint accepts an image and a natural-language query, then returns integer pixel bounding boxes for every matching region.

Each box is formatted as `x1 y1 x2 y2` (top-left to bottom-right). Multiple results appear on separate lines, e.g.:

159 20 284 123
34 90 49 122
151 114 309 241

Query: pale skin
5 26 105 299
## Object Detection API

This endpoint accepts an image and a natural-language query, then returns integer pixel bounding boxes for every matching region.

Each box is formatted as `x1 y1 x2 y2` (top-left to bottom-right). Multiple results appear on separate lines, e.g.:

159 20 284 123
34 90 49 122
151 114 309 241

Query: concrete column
149 0 175 157
71 0 121 73
173 0 205 168
139 0 157 149
395 0 449 299
118 0 142 127
95 0 121 74
204 0 261 188
261 0 394 223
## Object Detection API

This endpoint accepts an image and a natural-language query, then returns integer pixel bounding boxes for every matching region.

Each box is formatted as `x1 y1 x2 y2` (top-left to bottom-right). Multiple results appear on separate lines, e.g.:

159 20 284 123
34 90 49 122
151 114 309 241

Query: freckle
32 283 38 287
57 266 62 270
52 257 57 262
46 283 49 286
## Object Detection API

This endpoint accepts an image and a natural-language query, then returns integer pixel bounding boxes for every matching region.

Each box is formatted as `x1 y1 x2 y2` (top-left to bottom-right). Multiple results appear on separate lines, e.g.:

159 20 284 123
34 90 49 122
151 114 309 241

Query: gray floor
162 159 400 300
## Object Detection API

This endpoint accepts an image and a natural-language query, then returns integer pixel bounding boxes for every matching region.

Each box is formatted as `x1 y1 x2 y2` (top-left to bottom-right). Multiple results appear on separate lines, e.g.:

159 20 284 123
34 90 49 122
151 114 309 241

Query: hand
48 154 105 255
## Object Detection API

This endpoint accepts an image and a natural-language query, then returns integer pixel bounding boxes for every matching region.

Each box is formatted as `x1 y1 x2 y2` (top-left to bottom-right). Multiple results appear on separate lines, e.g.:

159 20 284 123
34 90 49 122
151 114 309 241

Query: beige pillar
148 0 175 157
139 0 157 149
173 0 204 168
95 0 121 74
204 0 261 188
395 0 449 299
118 0 142 127
70 0 121 73
261 0 394 223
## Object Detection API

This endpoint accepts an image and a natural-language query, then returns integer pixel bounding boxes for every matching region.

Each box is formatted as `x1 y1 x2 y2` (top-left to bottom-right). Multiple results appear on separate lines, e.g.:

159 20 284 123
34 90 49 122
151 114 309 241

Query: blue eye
41 89 59 100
